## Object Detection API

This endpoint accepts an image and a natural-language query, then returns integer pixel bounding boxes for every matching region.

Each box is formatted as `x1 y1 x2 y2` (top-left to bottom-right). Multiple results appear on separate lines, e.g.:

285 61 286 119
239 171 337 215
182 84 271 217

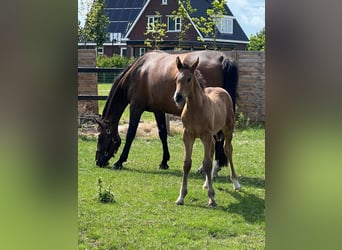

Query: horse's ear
94 117 105 127
176 56 183 70
190 57 199 72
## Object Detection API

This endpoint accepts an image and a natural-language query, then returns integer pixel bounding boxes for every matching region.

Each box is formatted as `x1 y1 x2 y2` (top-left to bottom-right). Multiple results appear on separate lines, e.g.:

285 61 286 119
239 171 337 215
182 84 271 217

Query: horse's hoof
208 200 217 207
159 163 169 170
175 200 184 206
98 162 109 168
112 163 123 170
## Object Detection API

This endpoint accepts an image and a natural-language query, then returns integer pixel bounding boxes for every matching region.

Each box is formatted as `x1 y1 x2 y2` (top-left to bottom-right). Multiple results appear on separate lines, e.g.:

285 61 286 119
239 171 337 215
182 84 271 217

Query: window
97 46 104 55
161 0 167 5
139 48 146 56
147 15 162 31
120 47 127 57
216 16 234 34
167 16 181 32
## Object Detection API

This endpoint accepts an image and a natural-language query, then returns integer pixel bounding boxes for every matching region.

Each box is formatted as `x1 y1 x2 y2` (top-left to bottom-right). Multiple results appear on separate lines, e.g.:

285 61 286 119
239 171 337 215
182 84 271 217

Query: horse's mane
102 56 145 120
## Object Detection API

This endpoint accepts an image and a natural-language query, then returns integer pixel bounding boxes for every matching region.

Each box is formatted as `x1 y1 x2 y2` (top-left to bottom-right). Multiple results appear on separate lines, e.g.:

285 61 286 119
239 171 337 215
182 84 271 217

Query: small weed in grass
97 177 115 203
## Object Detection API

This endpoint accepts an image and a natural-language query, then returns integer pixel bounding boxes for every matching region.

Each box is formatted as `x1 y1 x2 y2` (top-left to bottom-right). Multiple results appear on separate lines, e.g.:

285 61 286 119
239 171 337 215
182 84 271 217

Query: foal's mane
194 69 207 89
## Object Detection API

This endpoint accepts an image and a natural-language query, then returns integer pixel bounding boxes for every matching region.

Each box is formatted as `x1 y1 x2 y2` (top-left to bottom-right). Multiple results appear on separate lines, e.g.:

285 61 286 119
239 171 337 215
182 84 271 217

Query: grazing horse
173 56 240 207
95 50 238 171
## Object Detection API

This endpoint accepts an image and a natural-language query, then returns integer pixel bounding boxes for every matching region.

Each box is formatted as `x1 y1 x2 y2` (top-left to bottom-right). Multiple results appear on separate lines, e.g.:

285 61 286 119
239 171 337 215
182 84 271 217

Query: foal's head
94 118 121 167
173 56 200 109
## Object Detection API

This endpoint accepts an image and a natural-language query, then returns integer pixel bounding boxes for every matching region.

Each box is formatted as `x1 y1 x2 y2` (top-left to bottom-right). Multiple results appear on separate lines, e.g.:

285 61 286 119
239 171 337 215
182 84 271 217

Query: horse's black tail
214 57 239 168
222 57 239 113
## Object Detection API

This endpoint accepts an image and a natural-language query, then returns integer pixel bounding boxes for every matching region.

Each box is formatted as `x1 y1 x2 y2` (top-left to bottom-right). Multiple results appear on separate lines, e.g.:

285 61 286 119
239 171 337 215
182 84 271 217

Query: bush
96 55 135 68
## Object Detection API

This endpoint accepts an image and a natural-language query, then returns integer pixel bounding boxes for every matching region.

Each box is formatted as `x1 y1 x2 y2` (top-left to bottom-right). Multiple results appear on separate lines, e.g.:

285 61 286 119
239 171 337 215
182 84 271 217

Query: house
88 0 249 57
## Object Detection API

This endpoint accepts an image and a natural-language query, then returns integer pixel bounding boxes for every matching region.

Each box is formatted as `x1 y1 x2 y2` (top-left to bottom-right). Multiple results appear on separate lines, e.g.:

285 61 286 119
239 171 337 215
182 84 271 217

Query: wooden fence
78 49 265 122
78 49 98 115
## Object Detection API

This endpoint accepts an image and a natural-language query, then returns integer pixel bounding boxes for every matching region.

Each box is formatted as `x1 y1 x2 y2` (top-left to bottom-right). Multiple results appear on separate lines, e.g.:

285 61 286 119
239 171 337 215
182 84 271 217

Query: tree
171 0 197 49
83 0 110 49
248 28 265 51
144 11 167 50
193 0 227 50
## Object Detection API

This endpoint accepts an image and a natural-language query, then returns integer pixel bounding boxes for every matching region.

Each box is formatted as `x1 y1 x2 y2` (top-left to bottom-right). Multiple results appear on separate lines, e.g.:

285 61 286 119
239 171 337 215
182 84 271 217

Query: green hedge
96 55 135 68
96 55 135 83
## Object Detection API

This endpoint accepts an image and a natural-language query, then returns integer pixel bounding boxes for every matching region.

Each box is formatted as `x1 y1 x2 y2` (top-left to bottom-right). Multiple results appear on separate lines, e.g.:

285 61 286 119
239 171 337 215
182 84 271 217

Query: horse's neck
103 89 128 126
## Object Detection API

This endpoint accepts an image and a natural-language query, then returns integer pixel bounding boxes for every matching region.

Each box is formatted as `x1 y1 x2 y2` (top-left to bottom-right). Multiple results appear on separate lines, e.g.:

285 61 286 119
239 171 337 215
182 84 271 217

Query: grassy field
78 122 265 249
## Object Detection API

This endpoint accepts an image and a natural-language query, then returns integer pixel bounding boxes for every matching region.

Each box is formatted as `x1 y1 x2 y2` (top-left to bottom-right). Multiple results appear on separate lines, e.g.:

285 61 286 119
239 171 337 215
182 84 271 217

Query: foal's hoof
159 163 169 170
112 162 123 170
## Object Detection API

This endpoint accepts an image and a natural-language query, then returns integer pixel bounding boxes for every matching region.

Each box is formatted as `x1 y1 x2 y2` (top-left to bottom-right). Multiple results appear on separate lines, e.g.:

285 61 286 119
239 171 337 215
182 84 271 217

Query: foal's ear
176 56 183 70
190 57 199 72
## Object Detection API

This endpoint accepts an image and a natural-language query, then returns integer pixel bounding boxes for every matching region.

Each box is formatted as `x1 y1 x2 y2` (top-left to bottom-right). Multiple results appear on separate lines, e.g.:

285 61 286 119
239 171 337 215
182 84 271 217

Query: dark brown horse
95 50 238 171
173 56 240 207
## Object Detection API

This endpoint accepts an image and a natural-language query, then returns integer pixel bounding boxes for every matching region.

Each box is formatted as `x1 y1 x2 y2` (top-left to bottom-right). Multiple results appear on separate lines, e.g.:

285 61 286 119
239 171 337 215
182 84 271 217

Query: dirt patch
78 119 183 138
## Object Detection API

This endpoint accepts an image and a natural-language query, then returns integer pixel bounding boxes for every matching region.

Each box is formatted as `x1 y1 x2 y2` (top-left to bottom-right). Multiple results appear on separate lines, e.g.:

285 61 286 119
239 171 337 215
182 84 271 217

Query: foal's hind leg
224 130 241 191
154 112 170 170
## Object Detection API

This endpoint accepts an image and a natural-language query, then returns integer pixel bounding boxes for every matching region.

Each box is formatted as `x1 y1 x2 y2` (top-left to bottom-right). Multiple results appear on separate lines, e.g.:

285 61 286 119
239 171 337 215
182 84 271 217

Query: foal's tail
214 58 239 168
222 58 239 113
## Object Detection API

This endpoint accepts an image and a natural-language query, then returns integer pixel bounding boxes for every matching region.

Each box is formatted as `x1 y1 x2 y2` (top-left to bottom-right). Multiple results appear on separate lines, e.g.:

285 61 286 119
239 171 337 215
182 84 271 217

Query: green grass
78 127 265 249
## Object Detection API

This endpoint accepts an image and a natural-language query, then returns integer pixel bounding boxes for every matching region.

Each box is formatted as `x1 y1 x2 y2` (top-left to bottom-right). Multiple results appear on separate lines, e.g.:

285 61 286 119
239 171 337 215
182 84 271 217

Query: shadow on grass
225 189 264 224
98 164 264 189
182 189 265 224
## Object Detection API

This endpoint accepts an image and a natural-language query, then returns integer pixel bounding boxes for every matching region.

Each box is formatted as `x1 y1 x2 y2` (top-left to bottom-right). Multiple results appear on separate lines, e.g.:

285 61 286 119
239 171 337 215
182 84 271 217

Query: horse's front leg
154 112 170 170
112 107 143 170
201 133 216 207
176 131 194 205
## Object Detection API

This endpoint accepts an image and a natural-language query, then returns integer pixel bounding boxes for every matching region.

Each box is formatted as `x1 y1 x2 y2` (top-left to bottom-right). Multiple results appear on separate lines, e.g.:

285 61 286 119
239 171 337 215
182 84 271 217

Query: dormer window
161 0 167 5
216 16 234 34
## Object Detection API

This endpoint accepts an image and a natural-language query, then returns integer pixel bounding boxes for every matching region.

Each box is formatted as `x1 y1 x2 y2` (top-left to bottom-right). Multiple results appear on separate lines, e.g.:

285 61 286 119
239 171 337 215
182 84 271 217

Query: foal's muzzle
174 92 185 108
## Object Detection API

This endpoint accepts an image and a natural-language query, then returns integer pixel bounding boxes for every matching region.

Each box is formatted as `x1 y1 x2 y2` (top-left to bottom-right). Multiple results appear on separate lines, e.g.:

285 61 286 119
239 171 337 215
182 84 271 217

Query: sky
228 0 265 37
78 0 265 38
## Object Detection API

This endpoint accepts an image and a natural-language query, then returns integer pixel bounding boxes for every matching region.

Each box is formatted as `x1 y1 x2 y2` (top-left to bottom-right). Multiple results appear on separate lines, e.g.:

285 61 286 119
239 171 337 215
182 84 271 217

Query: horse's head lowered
94 118 121 167
173 56 200 109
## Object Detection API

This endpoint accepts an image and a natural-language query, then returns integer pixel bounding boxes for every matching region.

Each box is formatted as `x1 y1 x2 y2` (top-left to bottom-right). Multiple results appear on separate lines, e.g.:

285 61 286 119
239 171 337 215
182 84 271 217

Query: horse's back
124 50 229 114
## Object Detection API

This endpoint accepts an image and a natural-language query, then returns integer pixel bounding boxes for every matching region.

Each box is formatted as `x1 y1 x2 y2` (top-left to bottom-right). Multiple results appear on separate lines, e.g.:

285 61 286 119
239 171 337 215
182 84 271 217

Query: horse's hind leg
197 132 226 177
176 131 194 205
154 112 170 170
224 130 241 191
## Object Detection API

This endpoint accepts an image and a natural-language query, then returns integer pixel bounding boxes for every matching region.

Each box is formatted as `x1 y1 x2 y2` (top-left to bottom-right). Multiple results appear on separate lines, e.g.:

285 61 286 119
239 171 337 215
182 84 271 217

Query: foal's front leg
201 133 216 207
176 131 194 205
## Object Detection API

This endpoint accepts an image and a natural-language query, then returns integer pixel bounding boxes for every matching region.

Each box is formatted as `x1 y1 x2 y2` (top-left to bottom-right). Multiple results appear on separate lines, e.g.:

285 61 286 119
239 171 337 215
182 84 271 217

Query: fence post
78 49 98 116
